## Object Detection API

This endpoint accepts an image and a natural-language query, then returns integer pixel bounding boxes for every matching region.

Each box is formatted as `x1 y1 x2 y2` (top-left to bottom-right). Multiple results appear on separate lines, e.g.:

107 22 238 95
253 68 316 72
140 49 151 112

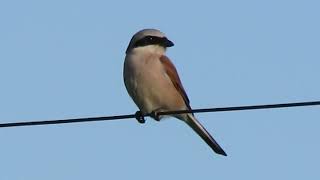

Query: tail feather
186 115 227 156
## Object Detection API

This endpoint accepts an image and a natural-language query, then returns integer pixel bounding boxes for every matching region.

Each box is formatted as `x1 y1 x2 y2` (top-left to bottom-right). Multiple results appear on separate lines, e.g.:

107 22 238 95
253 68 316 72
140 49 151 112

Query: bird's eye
148 36 153 41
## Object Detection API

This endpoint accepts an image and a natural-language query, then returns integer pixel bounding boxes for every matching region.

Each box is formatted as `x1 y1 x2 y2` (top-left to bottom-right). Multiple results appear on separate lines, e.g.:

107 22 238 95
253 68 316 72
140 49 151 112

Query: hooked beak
163 38 174 47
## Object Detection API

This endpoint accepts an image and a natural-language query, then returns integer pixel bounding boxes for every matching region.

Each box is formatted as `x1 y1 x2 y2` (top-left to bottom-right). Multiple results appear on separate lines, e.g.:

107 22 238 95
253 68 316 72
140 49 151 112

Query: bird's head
126 29 174 54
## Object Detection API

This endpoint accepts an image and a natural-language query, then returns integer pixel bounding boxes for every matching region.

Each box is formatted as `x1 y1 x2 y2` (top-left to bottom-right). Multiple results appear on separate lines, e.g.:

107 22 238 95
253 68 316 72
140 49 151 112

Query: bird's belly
126 61 183 114
134 68 169 113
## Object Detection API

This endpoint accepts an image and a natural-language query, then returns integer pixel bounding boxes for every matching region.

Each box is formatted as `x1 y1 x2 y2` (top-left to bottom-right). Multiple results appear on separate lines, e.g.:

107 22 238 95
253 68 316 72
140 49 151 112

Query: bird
123 29 227 156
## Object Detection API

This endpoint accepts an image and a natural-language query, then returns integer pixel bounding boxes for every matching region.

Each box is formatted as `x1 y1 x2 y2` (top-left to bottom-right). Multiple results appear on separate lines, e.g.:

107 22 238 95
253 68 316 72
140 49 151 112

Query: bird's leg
135 111 146 124
150 110 161 121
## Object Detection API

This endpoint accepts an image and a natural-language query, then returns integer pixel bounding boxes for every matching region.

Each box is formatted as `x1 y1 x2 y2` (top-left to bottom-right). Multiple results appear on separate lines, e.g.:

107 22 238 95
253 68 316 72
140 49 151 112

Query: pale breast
124 51 185 114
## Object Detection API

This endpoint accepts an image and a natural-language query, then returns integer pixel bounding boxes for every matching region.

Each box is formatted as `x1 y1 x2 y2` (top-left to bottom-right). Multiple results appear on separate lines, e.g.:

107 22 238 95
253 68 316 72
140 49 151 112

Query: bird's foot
150 110 160 121
135 111 145 124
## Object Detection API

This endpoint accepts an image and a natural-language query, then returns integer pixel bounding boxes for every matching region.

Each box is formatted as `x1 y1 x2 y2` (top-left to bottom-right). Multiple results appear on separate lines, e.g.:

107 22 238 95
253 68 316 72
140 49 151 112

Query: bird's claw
135 111 145 124
150 111 160 121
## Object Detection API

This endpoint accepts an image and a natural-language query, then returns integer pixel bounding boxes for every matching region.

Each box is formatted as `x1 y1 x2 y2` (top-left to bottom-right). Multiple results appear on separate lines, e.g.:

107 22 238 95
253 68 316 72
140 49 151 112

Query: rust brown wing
160 55 191 110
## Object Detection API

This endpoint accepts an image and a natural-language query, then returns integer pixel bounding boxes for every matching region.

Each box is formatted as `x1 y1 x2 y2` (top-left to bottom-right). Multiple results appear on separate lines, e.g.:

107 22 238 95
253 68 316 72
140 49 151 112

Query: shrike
123 29 227 156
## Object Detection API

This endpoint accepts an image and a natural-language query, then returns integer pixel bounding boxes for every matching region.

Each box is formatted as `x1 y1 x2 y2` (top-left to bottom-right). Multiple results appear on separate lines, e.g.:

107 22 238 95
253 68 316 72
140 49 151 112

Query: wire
0 101 319 128
0 114 135 128
158 101 320 115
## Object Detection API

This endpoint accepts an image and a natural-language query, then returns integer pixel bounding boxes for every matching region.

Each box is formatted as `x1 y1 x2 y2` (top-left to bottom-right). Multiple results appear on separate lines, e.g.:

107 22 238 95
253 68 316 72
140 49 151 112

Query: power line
0 100 319 128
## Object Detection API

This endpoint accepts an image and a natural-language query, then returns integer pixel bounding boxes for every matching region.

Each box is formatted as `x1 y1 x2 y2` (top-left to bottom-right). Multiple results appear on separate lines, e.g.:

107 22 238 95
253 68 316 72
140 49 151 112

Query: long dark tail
186 115 227 156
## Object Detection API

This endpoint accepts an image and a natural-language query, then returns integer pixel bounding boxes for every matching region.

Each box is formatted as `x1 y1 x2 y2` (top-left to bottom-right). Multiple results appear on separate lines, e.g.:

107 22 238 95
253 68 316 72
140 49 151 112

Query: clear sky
0 0 319 179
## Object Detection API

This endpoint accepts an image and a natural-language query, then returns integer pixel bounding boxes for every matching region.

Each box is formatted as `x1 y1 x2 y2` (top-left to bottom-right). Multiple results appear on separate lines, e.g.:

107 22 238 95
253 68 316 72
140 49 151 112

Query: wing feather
159 55 191 110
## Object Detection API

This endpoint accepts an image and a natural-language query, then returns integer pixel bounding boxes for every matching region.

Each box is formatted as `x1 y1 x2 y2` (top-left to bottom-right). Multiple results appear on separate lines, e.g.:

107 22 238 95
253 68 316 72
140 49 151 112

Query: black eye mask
133 36 174 48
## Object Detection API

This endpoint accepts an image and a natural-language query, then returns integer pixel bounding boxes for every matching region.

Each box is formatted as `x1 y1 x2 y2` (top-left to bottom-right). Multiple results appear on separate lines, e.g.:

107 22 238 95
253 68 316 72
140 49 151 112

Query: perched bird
123 29 227 156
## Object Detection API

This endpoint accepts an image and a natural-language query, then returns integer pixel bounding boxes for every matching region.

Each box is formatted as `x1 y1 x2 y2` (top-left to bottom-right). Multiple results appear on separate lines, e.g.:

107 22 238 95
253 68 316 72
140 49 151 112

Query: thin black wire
0 101 319 128
0 114 136 128
158 101 320 116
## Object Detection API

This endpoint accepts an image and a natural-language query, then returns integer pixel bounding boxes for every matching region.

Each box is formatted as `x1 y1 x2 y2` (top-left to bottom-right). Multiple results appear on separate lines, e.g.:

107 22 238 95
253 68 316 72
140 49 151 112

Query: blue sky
0 0 319 179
